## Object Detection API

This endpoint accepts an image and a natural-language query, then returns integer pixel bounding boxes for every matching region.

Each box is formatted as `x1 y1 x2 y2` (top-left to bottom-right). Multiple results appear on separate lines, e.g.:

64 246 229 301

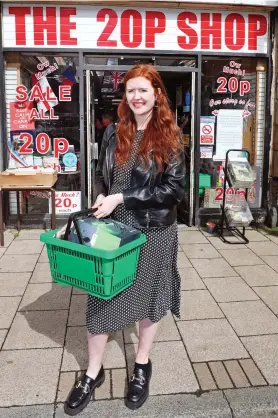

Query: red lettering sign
146 11 166 48
177 12 198 50
33 7 57 45
121 10 142 48
6 6 268 53
225 13 245 51
201 13 222 50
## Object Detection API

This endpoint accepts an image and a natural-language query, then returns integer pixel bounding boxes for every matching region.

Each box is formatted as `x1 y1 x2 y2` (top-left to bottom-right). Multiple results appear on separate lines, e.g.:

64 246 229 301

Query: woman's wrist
115 193 124 204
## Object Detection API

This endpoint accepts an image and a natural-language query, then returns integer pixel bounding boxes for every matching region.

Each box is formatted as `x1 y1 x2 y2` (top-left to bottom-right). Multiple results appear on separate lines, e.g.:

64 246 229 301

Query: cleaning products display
227 158 254 189
68 217 141 250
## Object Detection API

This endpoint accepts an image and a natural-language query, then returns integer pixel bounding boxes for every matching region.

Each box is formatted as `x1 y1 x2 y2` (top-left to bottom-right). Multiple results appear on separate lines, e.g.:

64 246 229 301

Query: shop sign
200 116 215 145
2 6 269 54
10 102 35 131
49 191 81 214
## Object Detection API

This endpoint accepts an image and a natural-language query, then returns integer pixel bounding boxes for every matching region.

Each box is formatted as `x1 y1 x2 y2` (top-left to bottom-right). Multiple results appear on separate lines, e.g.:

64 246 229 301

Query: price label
49 191 81 214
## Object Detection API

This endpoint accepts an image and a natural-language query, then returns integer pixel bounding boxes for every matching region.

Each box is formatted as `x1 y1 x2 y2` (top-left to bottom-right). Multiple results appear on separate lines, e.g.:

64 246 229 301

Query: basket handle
63 208 97 244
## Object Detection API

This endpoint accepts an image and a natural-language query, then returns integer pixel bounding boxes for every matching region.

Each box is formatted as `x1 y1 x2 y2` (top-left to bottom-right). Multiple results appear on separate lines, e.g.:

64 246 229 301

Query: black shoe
64 367 105 416
125 360 152 410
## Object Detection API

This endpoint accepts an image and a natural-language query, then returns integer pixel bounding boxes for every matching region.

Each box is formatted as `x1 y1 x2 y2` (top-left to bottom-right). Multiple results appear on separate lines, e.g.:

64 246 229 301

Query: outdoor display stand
218 149 253 245
0 171 57 246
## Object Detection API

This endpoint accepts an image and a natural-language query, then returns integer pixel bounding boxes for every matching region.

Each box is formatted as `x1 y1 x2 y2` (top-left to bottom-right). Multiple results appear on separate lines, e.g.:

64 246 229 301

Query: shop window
5 53 81 217
200 57 267 211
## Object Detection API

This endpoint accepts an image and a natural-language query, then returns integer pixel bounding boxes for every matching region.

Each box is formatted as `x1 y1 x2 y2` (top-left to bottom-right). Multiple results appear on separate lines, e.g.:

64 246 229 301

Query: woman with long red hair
65 64 185 416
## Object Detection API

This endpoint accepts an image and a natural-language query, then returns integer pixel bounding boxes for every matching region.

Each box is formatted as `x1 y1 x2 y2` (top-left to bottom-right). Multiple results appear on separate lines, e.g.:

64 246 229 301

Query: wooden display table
0 171 57 246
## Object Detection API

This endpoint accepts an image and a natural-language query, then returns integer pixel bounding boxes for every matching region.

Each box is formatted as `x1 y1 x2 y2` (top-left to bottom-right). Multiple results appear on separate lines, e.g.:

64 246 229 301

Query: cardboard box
0 171 57 188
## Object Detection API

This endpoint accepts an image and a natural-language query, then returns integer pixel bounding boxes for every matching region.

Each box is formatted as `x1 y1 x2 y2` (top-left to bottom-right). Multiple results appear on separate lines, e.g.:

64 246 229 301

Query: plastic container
40 210 146 300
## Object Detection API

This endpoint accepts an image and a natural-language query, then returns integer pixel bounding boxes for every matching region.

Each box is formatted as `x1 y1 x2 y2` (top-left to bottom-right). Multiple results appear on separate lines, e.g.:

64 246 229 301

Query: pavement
1 227 278 417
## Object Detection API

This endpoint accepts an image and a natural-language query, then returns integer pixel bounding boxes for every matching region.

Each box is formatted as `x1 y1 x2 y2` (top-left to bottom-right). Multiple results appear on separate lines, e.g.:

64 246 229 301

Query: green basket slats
40 229 146 300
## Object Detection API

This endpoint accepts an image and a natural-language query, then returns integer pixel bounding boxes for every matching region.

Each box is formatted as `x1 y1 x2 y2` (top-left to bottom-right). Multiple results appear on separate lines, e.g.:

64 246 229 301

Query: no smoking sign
200 118 215 145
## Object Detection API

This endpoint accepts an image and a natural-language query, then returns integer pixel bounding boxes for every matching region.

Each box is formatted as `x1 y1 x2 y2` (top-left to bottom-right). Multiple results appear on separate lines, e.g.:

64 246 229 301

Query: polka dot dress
86 130 181 334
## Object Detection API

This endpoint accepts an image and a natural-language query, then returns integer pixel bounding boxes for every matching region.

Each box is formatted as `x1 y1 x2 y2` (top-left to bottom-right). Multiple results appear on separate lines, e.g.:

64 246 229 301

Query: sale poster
200 116 215 145
49 191 81 214
10 101 35 131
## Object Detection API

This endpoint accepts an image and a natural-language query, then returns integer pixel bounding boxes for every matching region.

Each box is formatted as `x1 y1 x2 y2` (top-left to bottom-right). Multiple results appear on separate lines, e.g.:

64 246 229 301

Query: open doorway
85 68 194 225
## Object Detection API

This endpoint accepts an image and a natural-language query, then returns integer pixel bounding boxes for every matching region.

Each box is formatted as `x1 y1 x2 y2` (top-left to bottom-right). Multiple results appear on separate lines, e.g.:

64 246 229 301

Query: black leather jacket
95 124 186 228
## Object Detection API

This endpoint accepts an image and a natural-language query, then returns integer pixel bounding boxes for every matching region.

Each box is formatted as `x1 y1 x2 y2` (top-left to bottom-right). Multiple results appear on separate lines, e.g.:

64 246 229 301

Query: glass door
84 63 196 224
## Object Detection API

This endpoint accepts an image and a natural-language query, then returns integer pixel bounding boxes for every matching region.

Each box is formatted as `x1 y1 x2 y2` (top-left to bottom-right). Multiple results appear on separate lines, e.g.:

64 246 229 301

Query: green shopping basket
40 209 146 300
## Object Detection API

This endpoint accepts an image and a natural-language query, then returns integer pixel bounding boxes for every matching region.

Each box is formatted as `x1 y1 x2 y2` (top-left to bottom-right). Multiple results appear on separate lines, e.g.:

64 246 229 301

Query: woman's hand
93 193 124 219
92 194 106 210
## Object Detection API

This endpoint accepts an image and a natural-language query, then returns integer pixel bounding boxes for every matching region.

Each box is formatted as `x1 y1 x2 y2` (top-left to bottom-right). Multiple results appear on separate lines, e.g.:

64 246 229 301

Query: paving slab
38 247 49 263
253 286 278 314
234 265 278 286
19 283 71 311
30 262 52 283
223 360 250 388
72 287 87 295
62 327 126 371
179 268 206 290
57 371 76 402
208 362 233 389
68 295 87 326
0 348 62 406
0 254 39 272
0 272 31 296
5 239 44 255
95 369 111 400
267 234 278 245
177 252 192 269
177 319 248 362
15 229 45 240
239 359 267 386
219 301 278 336
241 335 278 384
261 256 278 273
0 296 21 328
124 312 180 343
0 405 55 418
112 368 127 398
2 230 16 248
3 310 68 349
203 277 259 302
55 392 232 418
180 244 220 259
244 230 270 242
179 290 224 320
0 248 6 259
0 330 7 349
190 258 237 278
247 241 278 256
125 341 199 394
225 387 278 418
178 231 209 245
193 363 217 390
207 236 246 250
218 249 263 267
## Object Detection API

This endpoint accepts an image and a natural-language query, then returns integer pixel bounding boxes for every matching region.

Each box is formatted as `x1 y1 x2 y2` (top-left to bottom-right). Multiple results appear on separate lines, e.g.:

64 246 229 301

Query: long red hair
115 64 182 171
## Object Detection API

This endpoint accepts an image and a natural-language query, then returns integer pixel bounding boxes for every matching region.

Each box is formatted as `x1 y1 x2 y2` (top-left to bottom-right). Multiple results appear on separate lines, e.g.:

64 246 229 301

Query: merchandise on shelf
227 158 254 189
224 196 253 227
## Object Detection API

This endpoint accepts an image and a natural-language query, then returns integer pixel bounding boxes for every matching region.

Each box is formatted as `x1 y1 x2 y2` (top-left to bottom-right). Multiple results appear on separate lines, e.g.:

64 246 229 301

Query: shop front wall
1 3 271 223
